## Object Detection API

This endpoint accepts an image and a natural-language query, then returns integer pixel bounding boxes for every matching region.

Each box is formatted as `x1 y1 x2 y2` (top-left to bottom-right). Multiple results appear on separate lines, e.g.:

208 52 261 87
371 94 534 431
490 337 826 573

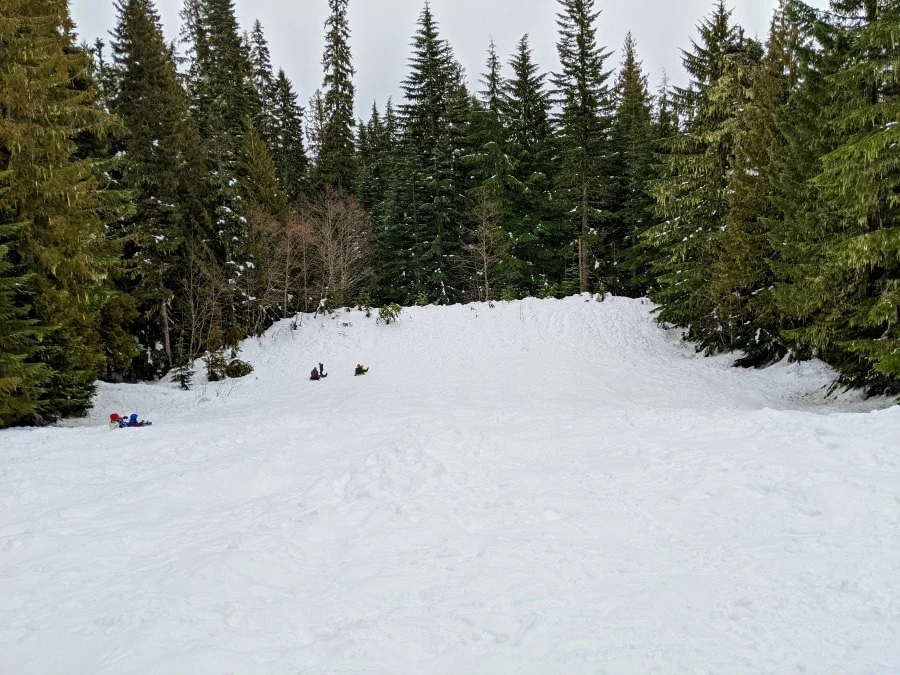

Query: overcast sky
70 0 827 118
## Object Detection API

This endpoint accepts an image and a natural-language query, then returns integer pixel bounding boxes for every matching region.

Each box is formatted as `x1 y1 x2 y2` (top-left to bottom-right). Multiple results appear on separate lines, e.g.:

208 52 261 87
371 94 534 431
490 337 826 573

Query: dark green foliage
500 34 561 296
271 69 309 203
772 0 899 391
172 339 194 390
377 303 402 324
0 0 122 424
552 0 616 293
377 5 471 305
610 33 655 297
0 232 47 427
646 1 761 352
314 0 357 193
110 0 212 378
463 40 520 300
224 358 254 378
182 0 261 337
710 6 797 366
247 20 278 144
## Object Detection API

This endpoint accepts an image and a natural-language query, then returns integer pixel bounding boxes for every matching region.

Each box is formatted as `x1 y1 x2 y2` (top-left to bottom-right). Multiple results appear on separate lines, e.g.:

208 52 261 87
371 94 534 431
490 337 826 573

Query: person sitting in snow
109 413 125 429
126 413 151 427
310 362 327 380
354 363 369 376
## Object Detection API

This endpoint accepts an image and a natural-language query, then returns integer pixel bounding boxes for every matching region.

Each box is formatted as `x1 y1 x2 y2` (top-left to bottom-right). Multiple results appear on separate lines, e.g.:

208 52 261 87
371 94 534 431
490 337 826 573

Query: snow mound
2 296 898 673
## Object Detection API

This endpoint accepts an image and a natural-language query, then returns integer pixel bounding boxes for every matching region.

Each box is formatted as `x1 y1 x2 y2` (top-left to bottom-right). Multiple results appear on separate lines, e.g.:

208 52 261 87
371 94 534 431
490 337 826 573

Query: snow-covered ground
2 296 898 674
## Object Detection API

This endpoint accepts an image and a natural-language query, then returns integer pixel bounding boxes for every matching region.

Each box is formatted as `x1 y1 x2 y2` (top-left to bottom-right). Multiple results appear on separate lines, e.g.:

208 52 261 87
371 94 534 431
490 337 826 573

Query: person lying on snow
109 413 152 429
310 362 327 380
354 363 369 376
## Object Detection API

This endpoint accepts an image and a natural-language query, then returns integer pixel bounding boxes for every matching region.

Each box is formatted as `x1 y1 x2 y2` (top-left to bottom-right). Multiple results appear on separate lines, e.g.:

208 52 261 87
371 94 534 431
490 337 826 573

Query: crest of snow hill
0 0 896 427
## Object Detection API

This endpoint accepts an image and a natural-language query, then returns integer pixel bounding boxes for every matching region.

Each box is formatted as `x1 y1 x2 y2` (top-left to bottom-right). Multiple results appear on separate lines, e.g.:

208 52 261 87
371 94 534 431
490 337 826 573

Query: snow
2 296 898 674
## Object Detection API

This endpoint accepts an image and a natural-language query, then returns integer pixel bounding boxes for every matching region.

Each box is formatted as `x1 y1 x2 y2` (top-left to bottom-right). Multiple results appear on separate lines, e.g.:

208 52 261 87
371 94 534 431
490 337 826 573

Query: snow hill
2 296 898 674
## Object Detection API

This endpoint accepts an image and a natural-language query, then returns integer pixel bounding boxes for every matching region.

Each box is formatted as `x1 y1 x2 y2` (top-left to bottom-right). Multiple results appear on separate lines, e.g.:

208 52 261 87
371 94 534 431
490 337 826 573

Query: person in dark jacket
310 363 327 380
354 363 369 376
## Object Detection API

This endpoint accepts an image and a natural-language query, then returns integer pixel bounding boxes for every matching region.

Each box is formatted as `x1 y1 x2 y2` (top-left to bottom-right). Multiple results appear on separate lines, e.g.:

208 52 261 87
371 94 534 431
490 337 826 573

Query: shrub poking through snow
172 340 194 390
204 349 228 382
377 303 402 324
225 359 254 378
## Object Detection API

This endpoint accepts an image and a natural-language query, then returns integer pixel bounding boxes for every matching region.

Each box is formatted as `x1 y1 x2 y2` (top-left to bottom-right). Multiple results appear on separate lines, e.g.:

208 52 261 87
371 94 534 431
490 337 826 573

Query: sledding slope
1 296 898 674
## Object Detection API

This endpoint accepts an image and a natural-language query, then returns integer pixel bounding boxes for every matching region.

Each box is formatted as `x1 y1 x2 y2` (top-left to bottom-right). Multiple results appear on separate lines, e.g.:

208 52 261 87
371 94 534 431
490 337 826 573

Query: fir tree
247 19 278 144
501 34 560 296
0 0 120 422
0 231 47 428
464 39 518 300
710 4 798 365
181 0 261 342
110 0 212 376
314 0 357 193
380 4 471 304
646 1 758 351
270 69 309 203
610 32 654 296
552 0 616 294
773 0 899 391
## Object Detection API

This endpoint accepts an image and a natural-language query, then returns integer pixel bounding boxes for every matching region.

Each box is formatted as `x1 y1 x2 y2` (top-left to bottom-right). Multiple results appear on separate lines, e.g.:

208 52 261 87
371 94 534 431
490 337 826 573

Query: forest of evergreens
0 0 896 426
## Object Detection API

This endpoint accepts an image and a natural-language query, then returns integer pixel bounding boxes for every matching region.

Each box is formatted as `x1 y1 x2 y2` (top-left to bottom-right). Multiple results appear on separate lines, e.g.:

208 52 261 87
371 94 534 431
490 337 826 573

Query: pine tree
709 3 798 365
621 73 678 298
610 32 654 296
0 230 47 428
552 0 616 294
0 0 120 422
464 39 518 300
646 1 758 351
110 0 212 377
237 122 288 333
271 69 309 203
247 19 278 144
773 0 899 391
181 0 261 343
501 34 560 296
314 0 357 193
380 4 471 304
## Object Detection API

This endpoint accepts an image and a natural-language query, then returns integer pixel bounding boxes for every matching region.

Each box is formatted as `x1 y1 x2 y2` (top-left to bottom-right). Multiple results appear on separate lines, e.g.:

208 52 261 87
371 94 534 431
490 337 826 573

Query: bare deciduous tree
300 188 373 309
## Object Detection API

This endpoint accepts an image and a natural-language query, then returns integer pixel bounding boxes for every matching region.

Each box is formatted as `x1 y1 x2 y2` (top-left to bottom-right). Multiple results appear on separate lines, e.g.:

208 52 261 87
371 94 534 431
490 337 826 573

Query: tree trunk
580 179 589 293
160 296 173 368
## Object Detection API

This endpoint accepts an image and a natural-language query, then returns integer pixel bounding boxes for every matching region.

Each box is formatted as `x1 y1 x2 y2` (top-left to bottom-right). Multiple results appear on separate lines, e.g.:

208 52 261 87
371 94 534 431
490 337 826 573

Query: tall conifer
314 0 357 193
553 0 616 293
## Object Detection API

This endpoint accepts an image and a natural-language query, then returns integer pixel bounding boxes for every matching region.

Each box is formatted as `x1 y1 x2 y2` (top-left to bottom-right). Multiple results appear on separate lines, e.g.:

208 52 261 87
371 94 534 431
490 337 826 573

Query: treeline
0 0 896 427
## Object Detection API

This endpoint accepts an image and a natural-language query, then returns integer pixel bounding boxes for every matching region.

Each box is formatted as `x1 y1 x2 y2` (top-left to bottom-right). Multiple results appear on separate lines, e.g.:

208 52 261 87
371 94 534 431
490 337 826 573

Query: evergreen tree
0 231 47 427
247 19 277 143
710 4 798 365
270 69 309 203
110 0 212 376
501 34 560 296
646 1 759 351
610 32 654 296
464 39 518 300
552 0 616 294
237 122 288 333
181 0 261 342
773 0 899 391
0 0 120 422
379 4 471 304
314 0 357 193
357 101 396 216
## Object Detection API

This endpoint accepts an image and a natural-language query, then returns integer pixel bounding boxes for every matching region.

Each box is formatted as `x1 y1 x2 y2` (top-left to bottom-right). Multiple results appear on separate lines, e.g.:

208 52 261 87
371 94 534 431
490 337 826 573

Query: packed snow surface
2 296 898 674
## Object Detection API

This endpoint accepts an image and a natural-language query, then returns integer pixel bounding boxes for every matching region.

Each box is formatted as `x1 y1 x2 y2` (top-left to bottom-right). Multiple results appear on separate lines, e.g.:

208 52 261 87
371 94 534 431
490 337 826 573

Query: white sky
70 0 828 118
